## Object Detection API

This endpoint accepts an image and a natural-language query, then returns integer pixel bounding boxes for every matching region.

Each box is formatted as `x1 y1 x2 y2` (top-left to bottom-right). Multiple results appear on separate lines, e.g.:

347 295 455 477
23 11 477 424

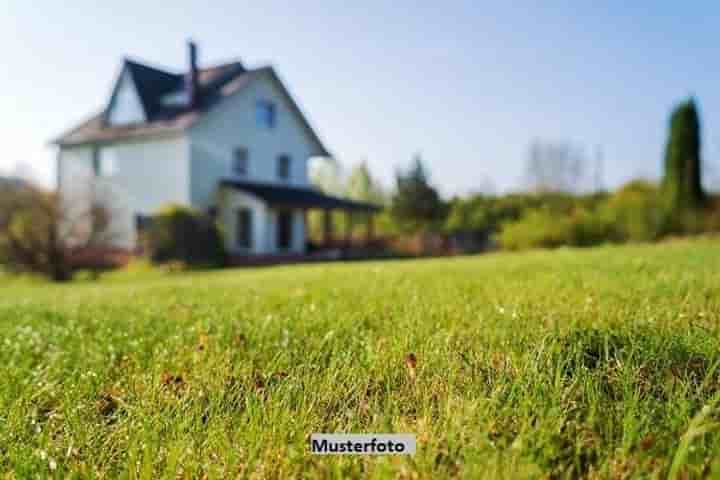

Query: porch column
345 211 353 248
303 209 309 250
323 209 333 247
366 212 375 246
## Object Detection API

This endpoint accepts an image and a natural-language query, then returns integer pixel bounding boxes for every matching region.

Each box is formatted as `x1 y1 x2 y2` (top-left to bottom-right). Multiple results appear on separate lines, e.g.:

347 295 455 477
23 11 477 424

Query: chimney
186 40 199 108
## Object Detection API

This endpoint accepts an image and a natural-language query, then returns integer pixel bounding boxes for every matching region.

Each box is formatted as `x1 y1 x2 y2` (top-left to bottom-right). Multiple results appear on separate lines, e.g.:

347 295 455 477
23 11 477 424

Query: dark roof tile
53 59 329 157
220 179 380 212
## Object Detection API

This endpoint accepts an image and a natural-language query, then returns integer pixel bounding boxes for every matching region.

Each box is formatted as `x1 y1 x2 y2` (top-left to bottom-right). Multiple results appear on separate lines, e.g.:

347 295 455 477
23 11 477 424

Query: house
52 42 378 259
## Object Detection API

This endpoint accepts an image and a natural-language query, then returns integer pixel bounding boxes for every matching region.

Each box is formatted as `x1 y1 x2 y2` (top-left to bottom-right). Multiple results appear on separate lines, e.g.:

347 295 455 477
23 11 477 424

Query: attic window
256 100 276 128
160 89 190 107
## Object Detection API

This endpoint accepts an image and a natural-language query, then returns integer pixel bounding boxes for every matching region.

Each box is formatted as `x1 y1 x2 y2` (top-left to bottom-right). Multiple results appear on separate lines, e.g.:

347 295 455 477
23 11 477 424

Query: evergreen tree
390 154 444 231
662 98 705 210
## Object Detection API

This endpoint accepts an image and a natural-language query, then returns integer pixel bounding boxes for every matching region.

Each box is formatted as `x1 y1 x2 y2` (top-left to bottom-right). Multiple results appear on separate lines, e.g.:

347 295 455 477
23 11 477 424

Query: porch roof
220 179 381 212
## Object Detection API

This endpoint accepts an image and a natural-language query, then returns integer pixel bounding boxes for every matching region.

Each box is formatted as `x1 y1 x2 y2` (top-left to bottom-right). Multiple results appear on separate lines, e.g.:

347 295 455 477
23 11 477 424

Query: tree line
0 97 717 281
313 97 718 247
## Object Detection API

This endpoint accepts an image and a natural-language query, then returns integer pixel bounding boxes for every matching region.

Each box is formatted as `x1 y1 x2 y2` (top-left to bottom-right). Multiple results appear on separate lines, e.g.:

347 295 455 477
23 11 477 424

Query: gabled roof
220 179 380 212
53 59 330 157
117 60 184 120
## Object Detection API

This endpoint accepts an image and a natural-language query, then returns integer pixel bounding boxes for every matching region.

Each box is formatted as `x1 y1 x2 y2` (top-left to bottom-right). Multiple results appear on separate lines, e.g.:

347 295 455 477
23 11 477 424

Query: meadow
1 238 720 478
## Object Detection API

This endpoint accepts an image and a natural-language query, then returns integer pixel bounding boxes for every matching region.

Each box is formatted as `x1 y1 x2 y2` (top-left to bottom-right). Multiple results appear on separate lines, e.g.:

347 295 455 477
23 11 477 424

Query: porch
219 179 381 258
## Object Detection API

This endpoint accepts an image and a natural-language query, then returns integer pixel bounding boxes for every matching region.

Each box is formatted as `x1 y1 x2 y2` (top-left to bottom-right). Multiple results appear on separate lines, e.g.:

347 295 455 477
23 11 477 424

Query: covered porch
218 179 381 260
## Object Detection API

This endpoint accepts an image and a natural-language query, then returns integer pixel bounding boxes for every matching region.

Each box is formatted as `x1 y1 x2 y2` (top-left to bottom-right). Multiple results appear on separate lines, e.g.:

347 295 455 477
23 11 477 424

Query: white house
53 42 377 257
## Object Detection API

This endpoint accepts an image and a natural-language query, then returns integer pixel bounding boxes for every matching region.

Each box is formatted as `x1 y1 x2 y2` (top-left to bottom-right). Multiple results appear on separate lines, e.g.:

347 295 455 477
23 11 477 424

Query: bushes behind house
146 205 226 267
496 181 720 250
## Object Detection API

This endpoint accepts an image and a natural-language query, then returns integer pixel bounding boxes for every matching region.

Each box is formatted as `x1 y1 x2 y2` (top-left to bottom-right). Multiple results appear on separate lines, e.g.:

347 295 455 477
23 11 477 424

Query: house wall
57 136 189 248
188 71 317 212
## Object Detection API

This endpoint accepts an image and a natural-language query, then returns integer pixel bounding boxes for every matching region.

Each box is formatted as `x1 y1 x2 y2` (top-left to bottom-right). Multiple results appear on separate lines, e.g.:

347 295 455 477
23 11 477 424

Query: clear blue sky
3 1 720 194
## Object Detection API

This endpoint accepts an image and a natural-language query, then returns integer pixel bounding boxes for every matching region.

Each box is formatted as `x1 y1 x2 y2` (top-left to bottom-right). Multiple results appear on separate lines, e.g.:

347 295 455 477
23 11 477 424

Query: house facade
53 42 376 257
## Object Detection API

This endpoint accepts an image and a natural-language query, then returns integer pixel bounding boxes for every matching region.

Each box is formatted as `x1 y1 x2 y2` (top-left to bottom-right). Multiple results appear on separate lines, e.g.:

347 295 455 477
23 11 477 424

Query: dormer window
277 154 291 180
233 148 248 176
256 100 276 128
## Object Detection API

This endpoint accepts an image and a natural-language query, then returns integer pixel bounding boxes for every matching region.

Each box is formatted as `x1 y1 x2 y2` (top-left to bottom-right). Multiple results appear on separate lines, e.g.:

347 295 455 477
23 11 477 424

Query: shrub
0 182 117 281
599 180 665 242
147 205 226 267
497 207 613 251
703 197 720 233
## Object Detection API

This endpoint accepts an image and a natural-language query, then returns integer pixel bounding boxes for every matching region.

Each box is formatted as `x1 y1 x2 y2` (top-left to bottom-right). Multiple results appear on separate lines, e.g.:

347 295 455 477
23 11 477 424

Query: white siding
98 137 190 215
57 136 189 248
107 69 146 125
188 72 316 211
58 145 95 191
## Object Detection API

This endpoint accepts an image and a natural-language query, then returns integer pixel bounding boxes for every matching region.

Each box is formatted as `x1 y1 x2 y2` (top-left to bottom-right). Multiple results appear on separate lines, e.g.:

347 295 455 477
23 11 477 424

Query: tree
662 98 705 210
524 140 587 193
346 161 385 204
390 154 444 231
0 182 118 281
146 205 226 267
309 157 345 196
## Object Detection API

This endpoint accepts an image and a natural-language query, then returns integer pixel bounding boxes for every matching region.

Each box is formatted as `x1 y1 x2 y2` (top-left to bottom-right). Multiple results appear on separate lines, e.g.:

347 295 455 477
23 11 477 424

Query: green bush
444 191 609 235
147 205 226 267
497 207 613 251
599 180 665 242
497 182 681 251
703 197 720 233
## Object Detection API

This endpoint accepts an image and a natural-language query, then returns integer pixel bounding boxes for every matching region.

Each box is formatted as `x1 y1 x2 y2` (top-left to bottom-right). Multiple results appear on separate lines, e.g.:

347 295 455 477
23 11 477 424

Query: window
94 147 117 177
92 148 100 176
236 208 252 249
233 148 248 176
277 211 293 250
256 100 276 128
277 154 291 180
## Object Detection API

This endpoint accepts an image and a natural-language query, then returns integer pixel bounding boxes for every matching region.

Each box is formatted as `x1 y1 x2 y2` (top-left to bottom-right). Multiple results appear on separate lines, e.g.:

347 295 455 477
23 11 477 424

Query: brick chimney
186 40 199 108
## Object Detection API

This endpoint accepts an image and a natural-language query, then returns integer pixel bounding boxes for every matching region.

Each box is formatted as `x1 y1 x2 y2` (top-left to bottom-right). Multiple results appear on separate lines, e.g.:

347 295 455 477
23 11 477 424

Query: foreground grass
1 239 720 478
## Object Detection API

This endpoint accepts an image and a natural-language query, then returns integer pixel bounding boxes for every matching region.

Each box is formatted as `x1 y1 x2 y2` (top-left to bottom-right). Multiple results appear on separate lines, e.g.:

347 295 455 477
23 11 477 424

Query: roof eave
54 127 186 148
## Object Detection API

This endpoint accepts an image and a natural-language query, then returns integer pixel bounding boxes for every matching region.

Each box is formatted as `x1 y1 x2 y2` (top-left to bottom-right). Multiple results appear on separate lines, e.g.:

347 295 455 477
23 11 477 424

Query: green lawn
1 239 720 478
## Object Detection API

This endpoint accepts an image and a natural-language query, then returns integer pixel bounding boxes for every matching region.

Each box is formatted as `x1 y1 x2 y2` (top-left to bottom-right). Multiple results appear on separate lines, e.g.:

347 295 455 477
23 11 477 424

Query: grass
1 238 720 478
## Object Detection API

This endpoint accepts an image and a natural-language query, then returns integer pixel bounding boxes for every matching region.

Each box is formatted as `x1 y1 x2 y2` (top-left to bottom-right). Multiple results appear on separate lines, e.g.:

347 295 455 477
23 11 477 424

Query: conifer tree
662 98 704 210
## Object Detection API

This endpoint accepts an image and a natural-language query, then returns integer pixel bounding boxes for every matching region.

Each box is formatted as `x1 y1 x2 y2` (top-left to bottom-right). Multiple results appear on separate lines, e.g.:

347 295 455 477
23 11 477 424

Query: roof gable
106 66 147 125
107 60 184 123
190 67 330 157
53 58 329 157
263 68 329 157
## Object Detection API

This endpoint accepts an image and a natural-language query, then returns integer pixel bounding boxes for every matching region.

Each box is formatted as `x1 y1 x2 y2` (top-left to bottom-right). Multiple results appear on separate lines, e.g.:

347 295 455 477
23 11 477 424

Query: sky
2 1 720 195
